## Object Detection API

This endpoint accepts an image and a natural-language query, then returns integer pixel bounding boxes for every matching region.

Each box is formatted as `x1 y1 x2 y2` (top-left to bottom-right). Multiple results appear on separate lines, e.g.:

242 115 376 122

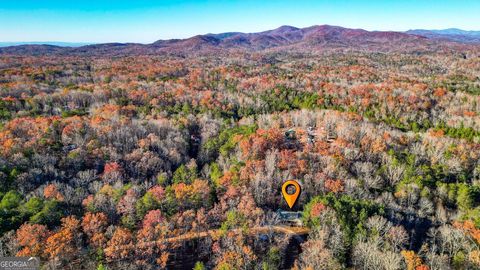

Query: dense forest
0 42 479 269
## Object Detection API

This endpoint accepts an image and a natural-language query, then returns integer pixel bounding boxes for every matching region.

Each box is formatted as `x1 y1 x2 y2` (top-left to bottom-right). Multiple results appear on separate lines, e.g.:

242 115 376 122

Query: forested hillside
0 33 479 269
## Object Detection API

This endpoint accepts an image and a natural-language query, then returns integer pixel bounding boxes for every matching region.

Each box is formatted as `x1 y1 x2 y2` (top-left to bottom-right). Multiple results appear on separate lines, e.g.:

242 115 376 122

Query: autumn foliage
1 43 479 269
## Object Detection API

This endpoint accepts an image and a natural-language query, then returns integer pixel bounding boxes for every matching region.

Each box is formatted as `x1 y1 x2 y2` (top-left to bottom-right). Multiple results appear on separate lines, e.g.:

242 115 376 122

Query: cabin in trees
277 210 303 227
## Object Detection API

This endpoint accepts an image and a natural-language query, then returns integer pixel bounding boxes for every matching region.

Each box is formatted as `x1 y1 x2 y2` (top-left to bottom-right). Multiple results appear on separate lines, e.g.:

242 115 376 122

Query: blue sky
2 0 480 43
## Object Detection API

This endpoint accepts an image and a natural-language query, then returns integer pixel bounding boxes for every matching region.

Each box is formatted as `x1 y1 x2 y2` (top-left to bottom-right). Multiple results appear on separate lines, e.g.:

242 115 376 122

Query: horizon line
1 24 479 45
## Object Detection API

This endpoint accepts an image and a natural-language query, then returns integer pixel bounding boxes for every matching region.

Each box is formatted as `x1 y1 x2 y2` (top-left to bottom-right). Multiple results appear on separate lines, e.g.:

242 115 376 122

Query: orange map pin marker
282 180 301 209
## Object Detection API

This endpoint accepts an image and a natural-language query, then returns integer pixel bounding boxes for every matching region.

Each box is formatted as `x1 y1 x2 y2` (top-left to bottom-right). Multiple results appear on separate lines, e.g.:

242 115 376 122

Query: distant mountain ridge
0 42 93 47
0 25 477 56
150 25 428 51
406 28 480 43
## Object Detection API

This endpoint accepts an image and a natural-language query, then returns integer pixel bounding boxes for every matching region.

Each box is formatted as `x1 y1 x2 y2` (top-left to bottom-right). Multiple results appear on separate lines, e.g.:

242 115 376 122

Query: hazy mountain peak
407 28 480 43
271 25 301 32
